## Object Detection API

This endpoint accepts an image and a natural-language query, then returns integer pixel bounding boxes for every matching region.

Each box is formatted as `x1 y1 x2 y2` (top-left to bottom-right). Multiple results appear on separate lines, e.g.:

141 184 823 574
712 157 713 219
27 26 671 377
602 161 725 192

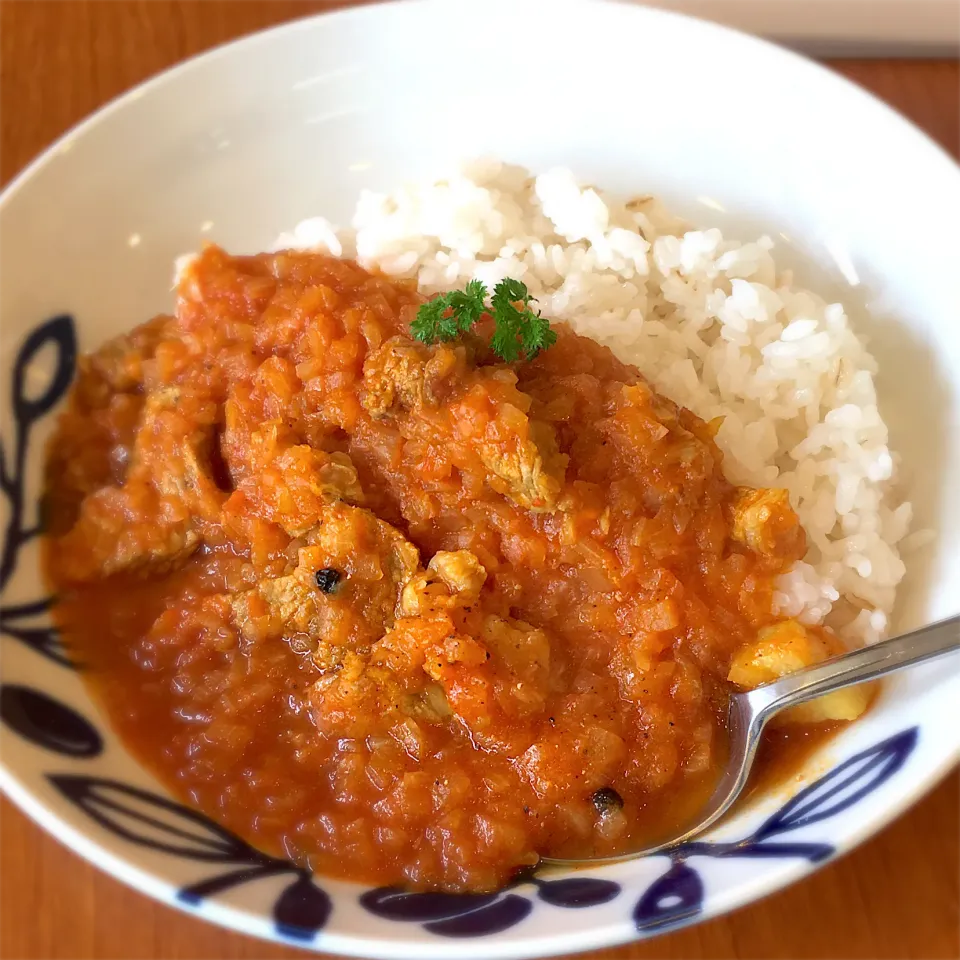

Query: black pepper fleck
314 568 342 593
591 786 624 815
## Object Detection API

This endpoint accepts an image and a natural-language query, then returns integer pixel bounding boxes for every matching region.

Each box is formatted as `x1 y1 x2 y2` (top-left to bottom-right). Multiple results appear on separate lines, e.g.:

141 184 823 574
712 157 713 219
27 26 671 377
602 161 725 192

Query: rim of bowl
1 2 958 957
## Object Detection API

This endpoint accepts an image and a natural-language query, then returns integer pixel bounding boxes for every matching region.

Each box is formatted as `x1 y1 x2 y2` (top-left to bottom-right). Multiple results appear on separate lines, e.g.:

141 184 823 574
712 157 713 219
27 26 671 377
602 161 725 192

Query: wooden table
1 3 958 958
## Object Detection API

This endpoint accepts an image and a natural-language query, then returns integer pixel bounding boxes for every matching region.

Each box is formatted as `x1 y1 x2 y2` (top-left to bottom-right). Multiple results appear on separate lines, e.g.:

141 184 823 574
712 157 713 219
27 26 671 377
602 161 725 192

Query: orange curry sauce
45 248 834 892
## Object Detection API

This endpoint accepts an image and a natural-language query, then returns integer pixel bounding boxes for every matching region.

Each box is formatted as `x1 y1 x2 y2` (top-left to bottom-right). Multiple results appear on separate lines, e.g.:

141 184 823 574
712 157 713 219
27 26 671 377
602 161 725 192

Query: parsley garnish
411 278 556 363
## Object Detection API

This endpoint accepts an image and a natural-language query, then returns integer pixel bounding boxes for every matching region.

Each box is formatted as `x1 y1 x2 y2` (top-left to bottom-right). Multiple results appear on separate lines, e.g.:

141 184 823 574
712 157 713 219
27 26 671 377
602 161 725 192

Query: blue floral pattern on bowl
0 315 927 948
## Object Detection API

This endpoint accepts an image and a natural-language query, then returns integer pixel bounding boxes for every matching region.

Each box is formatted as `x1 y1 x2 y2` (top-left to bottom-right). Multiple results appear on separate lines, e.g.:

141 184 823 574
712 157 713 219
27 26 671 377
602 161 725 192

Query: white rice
270 159 912 646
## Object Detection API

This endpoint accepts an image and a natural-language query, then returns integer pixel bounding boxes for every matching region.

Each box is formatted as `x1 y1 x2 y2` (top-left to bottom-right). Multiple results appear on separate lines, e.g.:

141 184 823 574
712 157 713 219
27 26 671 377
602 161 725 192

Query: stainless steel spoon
543 614 960 867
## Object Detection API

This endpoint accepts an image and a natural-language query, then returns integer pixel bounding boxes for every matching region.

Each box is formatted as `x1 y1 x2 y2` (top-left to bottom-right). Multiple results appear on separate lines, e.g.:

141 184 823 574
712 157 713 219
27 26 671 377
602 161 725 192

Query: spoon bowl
543 614 960 867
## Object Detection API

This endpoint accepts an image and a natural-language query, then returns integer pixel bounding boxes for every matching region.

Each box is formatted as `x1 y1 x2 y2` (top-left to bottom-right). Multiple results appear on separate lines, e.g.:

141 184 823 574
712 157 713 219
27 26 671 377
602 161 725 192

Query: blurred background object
644 0 959 56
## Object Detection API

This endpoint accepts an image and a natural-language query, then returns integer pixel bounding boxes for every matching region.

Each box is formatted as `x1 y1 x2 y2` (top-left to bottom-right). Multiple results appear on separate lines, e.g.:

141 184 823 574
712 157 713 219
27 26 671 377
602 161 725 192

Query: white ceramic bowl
2 1 959 957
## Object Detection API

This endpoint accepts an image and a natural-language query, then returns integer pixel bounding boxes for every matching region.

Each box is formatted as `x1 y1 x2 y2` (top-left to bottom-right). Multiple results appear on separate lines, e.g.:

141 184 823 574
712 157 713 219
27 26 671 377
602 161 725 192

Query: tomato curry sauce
44 248 860 892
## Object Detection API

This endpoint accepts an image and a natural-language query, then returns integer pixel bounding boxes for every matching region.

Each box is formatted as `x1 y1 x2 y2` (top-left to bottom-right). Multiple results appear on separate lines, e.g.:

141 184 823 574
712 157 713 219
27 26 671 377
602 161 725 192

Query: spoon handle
747 614 960 720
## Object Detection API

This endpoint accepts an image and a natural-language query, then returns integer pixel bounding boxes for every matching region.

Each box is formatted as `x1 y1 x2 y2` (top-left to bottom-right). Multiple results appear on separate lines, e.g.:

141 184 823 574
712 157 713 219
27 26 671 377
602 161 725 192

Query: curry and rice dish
44 165 908 893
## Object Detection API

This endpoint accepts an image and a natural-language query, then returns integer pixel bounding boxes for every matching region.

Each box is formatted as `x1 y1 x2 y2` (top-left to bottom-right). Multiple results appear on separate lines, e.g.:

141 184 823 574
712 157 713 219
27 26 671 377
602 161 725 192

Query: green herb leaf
520 310 557 358
411 278 555 363
449 280 488 333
